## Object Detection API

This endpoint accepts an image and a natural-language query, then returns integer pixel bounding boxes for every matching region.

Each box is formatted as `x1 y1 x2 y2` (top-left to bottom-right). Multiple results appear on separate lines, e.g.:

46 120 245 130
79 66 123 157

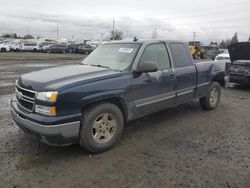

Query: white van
21 42 40 52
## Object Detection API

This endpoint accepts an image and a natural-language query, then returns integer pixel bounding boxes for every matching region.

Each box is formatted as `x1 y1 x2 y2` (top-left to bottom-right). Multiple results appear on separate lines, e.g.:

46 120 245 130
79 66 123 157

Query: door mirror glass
136 61 158 73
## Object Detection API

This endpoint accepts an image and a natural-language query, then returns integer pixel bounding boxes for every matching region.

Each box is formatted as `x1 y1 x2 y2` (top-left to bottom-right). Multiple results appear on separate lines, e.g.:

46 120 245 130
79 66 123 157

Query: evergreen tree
231 32 238 44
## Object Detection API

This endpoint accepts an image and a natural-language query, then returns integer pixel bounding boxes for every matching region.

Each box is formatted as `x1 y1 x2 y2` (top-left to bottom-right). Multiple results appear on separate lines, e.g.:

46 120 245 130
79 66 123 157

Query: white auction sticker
118 48 134 53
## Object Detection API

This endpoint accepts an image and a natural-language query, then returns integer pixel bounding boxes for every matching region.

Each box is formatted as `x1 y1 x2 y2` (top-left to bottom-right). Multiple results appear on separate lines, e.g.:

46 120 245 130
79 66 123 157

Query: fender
79 89 132 120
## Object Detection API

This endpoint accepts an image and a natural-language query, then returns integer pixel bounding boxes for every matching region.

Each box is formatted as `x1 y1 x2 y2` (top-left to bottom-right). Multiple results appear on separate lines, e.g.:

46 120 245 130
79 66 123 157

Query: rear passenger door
169 43 196 104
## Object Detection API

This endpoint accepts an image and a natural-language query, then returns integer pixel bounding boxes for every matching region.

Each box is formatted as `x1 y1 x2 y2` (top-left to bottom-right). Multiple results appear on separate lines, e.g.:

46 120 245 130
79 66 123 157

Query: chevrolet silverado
11 40 224 153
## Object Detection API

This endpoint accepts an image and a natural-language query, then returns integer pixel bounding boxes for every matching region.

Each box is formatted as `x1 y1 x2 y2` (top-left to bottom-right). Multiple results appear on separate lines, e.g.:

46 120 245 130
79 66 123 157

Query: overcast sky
0 0 250 43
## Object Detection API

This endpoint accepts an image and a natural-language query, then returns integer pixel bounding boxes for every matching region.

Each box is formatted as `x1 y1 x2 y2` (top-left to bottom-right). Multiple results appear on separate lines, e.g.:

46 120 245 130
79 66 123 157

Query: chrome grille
15 81 37 112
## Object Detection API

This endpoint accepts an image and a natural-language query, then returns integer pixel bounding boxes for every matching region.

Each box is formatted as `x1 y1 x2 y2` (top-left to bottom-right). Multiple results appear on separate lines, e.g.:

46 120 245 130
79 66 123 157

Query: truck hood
228 42 250 62
18 64 122 91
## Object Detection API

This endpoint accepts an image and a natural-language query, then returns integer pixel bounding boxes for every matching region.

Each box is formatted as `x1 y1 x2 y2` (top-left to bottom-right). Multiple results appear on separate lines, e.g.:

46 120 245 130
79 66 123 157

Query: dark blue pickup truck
11 40 224 153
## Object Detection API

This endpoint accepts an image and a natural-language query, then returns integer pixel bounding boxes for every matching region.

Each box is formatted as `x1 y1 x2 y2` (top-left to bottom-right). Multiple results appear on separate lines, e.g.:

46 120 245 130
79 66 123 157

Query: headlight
36 91 58 103
35 105 57 116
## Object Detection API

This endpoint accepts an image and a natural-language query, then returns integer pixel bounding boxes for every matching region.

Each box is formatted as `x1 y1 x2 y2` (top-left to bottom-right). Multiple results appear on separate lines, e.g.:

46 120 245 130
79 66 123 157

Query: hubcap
92 113 117 144
210 87 219 106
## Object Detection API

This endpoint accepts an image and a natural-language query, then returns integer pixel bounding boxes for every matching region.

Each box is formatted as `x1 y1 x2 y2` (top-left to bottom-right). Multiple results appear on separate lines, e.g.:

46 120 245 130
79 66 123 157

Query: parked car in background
204 45 219 60
9 42 22 52
215 49 230 61
218 49 228 54
78 44 96 54
41 44 56 53
47 44 68 53
21 42 40 52
0 43 11 52
39 42 56 50
68 44 82 54
227 42 250 86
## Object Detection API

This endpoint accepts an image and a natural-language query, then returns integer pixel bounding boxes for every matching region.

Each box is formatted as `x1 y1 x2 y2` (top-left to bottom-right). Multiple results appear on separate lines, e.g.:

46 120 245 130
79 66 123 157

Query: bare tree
110 30 123 40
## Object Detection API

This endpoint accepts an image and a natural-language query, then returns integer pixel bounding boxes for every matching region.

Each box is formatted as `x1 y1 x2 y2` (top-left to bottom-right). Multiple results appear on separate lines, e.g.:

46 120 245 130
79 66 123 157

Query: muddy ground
0 53 249 188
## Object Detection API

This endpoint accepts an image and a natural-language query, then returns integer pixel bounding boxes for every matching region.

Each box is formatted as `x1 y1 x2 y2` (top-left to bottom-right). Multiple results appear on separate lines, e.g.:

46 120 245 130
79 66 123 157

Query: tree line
211 32 250 49
1 33 35 39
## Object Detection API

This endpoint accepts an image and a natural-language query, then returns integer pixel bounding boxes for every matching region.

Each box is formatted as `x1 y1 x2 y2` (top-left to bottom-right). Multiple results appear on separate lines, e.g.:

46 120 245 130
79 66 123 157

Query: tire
200 53 205 59
200 82 221 110
79 103 124 153
33 49 38 52
193 52 199 59
1 48 6 52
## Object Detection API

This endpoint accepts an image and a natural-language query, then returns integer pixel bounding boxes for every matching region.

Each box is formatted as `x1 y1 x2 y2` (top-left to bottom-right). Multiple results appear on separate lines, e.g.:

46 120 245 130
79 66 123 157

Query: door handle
169 74 175 78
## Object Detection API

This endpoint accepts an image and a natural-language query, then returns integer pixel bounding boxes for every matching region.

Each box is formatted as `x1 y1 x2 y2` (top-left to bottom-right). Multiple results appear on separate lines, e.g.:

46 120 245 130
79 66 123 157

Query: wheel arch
212 72 225 86
80 96 129 122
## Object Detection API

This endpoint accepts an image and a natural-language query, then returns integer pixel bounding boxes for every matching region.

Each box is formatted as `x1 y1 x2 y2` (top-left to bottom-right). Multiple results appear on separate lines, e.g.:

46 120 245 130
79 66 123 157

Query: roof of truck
107 39 185 44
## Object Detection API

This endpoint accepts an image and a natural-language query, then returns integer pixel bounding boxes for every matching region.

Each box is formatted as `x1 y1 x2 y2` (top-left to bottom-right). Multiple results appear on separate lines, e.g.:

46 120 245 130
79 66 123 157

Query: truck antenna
133 37 138 42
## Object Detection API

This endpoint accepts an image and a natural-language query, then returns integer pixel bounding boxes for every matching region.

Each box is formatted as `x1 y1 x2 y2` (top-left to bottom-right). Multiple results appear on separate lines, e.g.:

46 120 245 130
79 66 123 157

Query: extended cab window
170 43 191 67
140 43 171 69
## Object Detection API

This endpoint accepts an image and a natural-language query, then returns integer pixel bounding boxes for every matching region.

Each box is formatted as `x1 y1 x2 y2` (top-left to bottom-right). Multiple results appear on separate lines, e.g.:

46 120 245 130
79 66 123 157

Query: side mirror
136 61 158 73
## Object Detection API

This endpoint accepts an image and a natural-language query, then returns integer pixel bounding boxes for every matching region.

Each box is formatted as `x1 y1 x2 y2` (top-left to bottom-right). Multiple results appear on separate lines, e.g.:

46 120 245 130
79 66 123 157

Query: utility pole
27 27 30 35
101 33 104 42
27 21 30 35
192 32 196 41
112 18 115 40
56 24 59 41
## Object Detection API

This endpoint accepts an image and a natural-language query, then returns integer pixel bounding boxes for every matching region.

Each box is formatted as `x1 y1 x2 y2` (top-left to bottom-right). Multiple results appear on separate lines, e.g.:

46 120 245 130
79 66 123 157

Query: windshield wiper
89 64 110 69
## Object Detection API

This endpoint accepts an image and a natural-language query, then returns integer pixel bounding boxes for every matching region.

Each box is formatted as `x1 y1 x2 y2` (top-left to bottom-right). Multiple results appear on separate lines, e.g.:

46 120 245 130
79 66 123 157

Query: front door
131 43 175 118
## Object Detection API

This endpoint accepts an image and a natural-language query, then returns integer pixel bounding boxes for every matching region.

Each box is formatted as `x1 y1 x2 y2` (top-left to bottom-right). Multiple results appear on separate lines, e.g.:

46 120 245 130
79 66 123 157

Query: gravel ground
0 53 249 188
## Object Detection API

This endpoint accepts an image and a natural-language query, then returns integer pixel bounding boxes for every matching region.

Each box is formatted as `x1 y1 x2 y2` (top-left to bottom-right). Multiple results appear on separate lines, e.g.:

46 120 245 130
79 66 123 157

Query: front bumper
229 74 250 85
11 98 81 146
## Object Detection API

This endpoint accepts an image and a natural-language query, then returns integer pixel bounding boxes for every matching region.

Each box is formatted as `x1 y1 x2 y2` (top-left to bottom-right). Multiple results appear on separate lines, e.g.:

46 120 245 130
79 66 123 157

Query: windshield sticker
119 48 134 53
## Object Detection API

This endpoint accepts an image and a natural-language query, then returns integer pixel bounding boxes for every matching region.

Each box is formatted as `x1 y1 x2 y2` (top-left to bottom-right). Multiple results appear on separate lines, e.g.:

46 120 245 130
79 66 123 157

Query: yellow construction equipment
188 41 206 59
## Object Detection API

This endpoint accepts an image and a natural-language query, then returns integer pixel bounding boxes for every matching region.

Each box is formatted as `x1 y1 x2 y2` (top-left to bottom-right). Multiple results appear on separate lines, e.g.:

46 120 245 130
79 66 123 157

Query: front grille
16 81 37 112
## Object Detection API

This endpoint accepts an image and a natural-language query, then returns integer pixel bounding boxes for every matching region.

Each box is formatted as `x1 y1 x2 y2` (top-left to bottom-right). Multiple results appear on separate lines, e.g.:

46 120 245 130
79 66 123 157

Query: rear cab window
170 43 192 67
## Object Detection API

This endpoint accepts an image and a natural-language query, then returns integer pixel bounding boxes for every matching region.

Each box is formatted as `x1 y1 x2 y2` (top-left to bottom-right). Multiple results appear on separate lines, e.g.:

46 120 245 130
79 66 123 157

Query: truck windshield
81 43 140 71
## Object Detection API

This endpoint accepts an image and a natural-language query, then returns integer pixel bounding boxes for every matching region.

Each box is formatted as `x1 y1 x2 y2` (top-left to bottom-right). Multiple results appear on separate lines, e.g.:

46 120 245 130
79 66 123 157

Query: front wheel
79 103 124 153
200 82 221 110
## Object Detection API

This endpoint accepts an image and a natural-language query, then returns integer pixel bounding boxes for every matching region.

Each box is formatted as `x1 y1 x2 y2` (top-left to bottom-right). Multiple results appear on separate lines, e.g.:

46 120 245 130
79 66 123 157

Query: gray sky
0 0 250 43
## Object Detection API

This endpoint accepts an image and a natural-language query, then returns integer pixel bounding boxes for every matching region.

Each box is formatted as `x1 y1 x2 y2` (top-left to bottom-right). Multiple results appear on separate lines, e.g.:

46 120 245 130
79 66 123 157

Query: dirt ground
0 53 249 188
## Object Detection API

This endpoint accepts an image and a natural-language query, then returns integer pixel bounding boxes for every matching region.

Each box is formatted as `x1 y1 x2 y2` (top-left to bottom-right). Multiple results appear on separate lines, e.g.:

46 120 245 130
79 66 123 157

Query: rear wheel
200 82 221 110
79 103 124 153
